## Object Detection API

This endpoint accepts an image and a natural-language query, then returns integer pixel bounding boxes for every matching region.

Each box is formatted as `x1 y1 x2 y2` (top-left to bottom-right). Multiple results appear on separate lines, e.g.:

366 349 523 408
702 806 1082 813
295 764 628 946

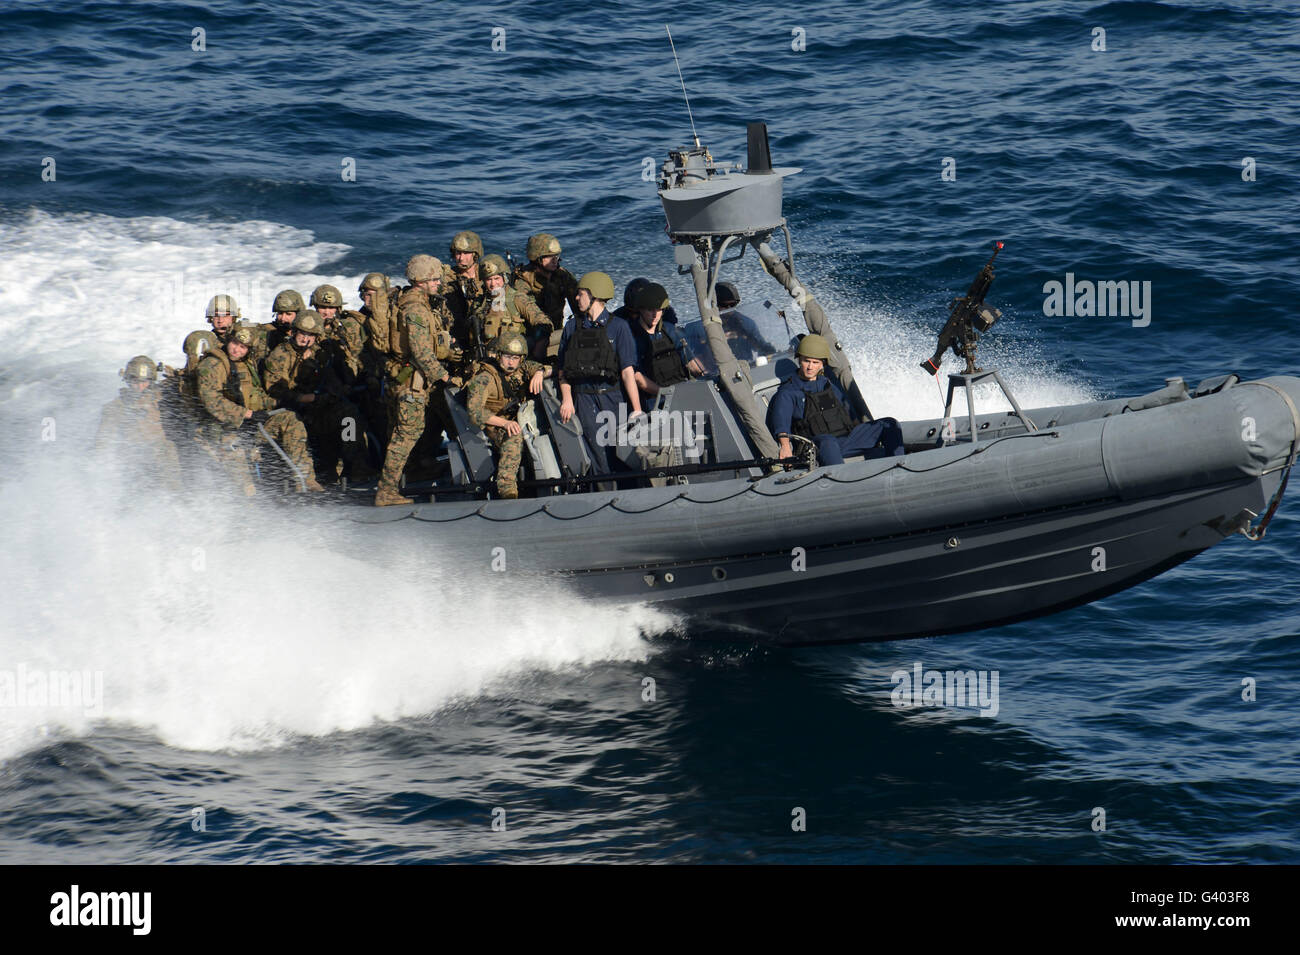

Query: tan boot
498 486 519 500
374 484 413 507
303 476 326 492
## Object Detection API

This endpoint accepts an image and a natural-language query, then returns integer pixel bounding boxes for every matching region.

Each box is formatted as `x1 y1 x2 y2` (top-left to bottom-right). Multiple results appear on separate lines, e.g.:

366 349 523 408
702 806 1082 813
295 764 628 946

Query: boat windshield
678 301 798 375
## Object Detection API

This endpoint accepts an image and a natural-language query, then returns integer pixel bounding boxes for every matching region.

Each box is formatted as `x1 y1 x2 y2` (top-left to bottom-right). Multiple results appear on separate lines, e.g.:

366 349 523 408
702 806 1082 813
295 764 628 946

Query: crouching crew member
263 309 374 484
766 334 905 466
465 332 549 500
557 271 643 471
375 254 454 507
196 324 323 493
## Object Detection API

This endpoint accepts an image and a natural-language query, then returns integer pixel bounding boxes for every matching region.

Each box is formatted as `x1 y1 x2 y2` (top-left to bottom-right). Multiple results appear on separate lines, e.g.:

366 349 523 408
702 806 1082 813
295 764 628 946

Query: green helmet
526 233 562 261
633 282 670 311
716 281 741 309
493 332 528 357
480 254 510 281
272 289 305 314
121 355 156 382
184 330 217 363
450 230 483 259
358 272 389 294
228 324 255 349
310 284 343 310
206 294 241 321
292 309 325 336
795 333 831 362
577 271 615 302
406 254 443 283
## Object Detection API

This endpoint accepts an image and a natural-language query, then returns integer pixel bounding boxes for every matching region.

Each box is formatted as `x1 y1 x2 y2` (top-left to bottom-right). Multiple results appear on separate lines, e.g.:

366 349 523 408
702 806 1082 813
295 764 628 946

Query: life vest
203 348 272 412
562 321 619 384
644 327 688 387
479 361 527 418
792 380 854 439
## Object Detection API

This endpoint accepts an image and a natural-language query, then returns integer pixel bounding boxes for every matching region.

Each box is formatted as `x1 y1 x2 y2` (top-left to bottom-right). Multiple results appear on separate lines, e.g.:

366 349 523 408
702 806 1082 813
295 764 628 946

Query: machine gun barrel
920 241 1003 376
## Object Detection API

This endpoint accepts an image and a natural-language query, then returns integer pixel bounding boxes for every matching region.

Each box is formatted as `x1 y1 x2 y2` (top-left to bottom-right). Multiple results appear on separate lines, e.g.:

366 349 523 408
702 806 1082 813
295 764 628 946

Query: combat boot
303 476 326 492
374 483 413 507
498 487 518 500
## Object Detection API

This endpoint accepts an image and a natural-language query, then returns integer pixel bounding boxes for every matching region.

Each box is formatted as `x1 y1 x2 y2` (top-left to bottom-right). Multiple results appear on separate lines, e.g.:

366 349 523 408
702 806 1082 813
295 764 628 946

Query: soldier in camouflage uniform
196 325 324 494
374 254 455 507
512 233 579 364
352 272 396 448
308 284 366 382
182 294 242 381
263 309 374 483
464 332 548 500
443 230 487 358
466 254 553 368
95 355 183 491
251 289 305 365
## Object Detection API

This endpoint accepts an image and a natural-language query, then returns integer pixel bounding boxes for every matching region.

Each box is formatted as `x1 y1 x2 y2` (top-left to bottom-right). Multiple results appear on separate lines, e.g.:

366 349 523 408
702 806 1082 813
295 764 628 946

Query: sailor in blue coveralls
557 270 643 471
766 334 905 466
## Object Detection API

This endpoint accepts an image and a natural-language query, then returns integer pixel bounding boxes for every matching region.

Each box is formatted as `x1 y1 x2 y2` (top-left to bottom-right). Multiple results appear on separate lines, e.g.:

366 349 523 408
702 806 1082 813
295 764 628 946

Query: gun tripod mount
942 367 1038 446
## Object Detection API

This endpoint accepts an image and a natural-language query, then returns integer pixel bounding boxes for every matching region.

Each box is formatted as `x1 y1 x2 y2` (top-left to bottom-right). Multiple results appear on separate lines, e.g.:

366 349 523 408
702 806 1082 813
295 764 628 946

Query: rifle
920 241 1003 376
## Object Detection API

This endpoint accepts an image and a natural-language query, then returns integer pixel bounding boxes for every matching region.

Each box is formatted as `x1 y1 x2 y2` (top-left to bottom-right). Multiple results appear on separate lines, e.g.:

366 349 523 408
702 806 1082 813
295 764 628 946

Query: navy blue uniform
767 374 904 465
558 310 637 471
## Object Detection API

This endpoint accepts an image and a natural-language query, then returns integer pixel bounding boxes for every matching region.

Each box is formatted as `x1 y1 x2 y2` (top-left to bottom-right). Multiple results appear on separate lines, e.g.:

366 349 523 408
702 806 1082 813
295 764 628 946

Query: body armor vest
480 362 526 418
793 382 854 439
205 349 271 411
646 329 688 387
563 323 619 384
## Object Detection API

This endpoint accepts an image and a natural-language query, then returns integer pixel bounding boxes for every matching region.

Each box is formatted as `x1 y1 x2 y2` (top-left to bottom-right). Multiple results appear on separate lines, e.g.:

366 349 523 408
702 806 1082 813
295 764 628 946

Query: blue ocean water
1 0 1298 863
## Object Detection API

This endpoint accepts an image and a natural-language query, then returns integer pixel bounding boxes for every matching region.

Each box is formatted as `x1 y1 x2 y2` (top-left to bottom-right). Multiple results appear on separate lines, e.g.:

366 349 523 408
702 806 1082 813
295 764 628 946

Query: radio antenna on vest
665 26 701 149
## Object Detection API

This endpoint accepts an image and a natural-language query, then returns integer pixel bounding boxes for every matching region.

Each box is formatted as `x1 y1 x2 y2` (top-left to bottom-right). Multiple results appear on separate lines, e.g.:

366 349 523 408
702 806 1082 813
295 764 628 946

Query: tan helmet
310 284 343 310
577 271 615 302
406 254 443 282
358 272 389 294
184 330 217 364
121 355 156 382
480 254 510 281
292 309 325 337
229 324 255 349
494 332 528 357
526 233 562 261
795 333 831 361
450 231 483 259
633 282 670 312
272 289 305 314
206 294 241 321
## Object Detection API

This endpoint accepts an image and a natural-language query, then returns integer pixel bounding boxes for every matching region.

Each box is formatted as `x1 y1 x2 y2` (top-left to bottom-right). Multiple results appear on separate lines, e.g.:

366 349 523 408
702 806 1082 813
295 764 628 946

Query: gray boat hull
348 374 1299 646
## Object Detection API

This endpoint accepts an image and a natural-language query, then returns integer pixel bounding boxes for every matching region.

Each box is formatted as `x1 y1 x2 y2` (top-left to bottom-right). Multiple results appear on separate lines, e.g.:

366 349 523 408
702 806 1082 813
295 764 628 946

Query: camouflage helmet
358 272 389 294
205 294 241 321
577 271 616 301
406 254 443 282
449 230 483 259
310 284 343 310
121 355 156 382
184 330 217 364
716 281 741 309
272 289 305 314
633 282 670 312
292 309 325 337
480 254 510 281
526 233 562 261
624 277 650 308
228 324 255 349
493 332 528 357
795 333 831 362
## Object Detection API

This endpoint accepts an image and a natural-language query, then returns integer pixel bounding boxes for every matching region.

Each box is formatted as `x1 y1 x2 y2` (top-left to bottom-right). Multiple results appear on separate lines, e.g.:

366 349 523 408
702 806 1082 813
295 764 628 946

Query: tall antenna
665 26 700 148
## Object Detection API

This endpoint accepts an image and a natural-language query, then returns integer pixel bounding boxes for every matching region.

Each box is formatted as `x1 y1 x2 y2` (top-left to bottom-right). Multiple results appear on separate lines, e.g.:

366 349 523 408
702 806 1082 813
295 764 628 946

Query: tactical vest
203 349 271 411
475 291 526 348
479 362 526 418
388 289 452 364
562 323 619 384
645 328 688 387
793 382 854 439
516 264 572 326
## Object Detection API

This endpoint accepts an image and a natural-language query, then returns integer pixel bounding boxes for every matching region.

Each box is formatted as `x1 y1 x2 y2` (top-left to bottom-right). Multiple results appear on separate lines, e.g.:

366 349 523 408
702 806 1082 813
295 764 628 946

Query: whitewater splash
0 208 666 761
